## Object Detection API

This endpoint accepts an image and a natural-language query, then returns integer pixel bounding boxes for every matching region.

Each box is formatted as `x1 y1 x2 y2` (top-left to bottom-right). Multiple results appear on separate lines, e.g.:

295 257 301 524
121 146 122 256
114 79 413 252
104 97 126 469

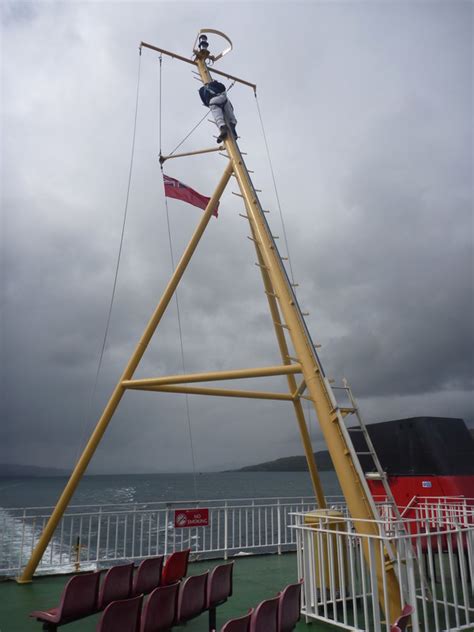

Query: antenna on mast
192 29 233 63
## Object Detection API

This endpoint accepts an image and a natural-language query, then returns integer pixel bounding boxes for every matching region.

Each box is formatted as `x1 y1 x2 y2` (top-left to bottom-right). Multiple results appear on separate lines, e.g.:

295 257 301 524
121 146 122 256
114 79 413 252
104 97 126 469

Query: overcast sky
1 1 472 476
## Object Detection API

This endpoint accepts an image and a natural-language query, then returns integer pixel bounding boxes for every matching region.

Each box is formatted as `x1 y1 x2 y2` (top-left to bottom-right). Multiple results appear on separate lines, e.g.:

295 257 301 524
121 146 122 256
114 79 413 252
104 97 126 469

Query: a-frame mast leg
194 49 401 619
231 149 400 621
18 163 234 583
250 224 326 508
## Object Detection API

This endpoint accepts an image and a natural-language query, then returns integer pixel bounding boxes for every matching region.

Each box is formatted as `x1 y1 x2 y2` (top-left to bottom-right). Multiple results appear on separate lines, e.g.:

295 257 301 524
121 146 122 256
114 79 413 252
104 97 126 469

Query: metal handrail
0 495 319 576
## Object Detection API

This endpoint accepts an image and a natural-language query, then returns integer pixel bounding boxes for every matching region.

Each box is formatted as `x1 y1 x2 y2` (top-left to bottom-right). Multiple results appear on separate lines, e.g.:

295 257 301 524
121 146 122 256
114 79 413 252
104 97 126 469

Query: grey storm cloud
1 1 472 475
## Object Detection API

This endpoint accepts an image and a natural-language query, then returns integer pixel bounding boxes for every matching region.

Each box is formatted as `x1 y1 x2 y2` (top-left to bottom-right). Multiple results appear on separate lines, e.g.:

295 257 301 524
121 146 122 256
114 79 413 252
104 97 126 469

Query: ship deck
0 553 334 631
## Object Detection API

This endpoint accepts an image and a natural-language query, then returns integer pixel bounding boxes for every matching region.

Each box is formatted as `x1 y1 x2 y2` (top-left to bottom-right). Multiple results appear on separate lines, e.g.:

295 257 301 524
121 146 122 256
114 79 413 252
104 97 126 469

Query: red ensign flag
163 174 219 217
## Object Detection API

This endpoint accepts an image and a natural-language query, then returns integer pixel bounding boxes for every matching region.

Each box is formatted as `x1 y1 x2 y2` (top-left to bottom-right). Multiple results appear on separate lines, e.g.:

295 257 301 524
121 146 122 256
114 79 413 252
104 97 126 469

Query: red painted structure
349 417 474 509
367 475 474 508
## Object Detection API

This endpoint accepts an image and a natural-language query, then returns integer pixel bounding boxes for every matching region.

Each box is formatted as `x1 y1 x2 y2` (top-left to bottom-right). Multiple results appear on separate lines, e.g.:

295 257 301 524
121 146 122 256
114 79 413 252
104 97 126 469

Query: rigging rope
162 193 199 500
254 94 296 285
159 57 199 499
74 48 143 465
167 112 209 158
159 55 162 156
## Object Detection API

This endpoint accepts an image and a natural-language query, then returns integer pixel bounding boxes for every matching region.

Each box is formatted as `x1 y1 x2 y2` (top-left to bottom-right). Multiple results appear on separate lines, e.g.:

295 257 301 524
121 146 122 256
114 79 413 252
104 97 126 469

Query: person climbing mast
199 80 237 143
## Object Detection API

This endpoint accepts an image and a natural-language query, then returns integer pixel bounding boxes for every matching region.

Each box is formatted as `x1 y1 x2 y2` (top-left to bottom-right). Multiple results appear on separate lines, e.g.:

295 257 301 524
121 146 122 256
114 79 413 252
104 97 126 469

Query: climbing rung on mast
338 407 356 415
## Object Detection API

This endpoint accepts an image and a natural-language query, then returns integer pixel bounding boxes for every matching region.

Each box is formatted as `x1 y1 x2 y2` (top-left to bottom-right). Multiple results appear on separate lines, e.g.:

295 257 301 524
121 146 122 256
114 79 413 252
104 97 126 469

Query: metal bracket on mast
159 146 224 164
140 40 256 90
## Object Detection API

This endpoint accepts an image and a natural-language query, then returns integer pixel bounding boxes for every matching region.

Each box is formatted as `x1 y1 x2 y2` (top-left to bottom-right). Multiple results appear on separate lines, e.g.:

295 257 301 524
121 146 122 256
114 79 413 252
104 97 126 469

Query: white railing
373 495 474 531
0 495 327 577
293 508 474 632
411 497 474 529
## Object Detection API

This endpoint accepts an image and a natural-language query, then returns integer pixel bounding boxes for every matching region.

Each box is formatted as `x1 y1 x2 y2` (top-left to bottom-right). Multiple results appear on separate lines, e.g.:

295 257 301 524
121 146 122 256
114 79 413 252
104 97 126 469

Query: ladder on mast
334 381 405 523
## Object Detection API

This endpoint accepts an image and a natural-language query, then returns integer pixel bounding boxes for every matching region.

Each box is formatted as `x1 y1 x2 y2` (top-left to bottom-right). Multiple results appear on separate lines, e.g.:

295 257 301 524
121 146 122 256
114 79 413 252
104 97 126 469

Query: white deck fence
293 498 474 632
1 494 473 632
0 495 321 577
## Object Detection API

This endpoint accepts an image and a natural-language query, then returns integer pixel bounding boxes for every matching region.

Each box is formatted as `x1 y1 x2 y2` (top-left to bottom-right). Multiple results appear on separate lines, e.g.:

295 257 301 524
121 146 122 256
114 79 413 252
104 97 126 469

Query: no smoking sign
174 508 209 528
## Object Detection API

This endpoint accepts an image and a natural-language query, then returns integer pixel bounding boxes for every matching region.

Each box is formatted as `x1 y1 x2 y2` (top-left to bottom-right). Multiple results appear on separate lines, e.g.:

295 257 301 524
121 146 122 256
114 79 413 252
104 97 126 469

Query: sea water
0 471 341 572
0 471 341 509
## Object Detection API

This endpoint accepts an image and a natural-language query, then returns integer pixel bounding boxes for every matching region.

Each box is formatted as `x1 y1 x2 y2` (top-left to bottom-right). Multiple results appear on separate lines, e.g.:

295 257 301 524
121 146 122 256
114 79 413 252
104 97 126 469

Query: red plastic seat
140 582 179 632
132 556 164 596
96 594 143 632
176 571 208 623
207 562 234 631
161 549 190 586
98 562 135 610
249 596 279 632
219 609 253 632
391 604 414 632
277 580 303 632
30 571 101 631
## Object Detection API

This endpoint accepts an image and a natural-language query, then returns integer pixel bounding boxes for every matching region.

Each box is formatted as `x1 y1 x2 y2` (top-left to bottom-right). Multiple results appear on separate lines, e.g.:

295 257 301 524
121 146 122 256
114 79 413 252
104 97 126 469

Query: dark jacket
199 81 226 106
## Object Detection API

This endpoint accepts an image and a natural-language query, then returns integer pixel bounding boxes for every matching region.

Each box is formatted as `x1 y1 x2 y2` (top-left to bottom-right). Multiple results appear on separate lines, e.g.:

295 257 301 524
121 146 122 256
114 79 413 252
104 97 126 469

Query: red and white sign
174 508 209 529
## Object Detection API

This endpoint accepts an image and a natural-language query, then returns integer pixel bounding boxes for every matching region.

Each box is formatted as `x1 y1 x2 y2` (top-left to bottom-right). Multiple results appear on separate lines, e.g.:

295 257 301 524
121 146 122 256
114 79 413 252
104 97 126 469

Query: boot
230 124 238 138
216 125 228 143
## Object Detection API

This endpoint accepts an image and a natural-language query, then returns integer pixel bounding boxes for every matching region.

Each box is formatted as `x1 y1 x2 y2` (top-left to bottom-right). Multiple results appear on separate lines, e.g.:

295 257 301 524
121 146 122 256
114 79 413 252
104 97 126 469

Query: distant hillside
236 450 333 472
237 428 474 472
2 427 472 476
0 464 70 477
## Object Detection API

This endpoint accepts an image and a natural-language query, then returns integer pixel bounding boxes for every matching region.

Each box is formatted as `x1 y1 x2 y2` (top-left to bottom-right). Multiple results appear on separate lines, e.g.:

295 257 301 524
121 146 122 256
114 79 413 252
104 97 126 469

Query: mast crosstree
19 29 404 620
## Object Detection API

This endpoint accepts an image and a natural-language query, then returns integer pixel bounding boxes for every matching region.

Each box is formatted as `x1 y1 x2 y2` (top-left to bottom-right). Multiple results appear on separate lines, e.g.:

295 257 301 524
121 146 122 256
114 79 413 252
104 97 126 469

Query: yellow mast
19 30 401 620
193 34 401 621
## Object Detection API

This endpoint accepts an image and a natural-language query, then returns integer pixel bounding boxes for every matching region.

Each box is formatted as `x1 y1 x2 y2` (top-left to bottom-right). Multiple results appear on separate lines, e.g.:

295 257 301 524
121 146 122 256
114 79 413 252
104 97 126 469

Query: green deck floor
0 553 336 632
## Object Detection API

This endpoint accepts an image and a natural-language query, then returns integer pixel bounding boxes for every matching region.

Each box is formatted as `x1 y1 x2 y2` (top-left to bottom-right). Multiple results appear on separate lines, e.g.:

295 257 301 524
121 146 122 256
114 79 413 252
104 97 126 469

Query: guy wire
159 53 199 500
254 94 296 285
73 48 142 466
